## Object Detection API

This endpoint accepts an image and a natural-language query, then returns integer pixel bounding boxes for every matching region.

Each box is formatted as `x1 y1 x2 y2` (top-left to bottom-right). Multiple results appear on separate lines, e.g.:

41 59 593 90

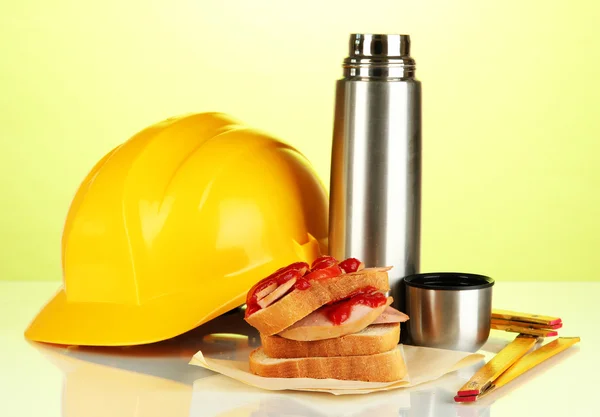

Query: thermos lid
343 34 415 78
349 34 411 58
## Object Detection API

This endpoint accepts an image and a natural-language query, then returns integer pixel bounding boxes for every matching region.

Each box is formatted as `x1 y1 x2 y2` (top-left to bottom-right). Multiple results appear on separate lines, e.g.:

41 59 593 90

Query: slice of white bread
245 268 390 336
261 323 400 358
249 345 406 382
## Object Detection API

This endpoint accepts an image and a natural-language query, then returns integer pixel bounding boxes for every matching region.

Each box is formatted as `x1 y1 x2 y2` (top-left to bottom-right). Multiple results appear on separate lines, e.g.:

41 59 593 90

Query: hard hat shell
25 112 328 346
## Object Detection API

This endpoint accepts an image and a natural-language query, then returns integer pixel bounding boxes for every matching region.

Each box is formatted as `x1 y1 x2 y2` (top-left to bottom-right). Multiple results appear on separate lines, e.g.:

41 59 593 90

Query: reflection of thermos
329 33 422 315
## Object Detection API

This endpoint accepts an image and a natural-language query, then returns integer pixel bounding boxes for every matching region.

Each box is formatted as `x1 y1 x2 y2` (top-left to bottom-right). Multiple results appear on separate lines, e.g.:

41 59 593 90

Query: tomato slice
304 263 343 281
339 257 365 273
294 278 311 290
310 255 338 271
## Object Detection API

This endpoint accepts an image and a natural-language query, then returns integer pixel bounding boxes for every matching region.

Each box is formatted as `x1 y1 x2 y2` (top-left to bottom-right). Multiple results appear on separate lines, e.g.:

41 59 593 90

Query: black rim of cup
403 272 494 291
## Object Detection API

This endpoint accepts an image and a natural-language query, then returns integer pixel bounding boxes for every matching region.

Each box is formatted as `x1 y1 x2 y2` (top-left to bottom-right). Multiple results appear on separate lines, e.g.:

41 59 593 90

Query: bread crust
244 269 390 335
249 346 406 382
261 323 400 358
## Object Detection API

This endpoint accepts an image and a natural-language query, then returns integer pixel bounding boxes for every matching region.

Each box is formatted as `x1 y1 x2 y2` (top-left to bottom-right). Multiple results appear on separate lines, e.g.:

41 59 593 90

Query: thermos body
328 34 422 313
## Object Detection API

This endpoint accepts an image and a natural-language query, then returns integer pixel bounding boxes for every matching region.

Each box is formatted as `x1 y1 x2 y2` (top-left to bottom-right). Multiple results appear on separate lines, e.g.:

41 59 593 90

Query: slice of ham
257 278 297 309
278 297 393 341
371 306 410 324
255 282 277 301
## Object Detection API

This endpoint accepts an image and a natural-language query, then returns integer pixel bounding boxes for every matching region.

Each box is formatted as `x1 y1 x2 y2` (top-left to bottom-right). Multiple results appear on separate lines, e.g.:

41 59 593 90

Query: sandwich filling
280 288 408 330
244 255 407 335
322 286 387 325
245 255 364 317
276 294 402 341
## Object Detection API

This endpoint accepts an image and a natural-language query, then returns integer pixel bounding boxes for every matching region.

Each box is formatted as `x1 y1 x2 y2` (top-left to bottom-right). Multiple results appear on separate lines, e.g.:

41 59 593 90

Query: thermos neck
342 34 416 79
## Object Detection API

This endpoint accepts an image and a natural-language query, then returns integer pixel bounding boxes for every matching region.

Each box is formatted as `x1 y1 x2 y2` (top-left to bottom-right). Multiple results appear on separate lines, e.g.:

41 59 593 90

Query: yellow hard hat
25 112 328 346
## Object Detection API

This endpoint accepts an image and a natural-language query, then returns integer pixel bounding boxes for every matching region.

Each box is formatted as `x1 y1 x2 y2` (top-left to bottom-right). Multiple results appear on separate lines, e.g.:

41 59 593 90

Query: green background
2 0 598 282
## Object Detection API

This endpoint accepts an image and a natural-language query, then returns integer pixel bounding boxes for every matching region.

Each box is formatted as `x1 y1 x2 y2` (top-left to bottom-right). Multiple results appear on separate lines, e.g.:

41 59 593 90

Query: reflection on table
28 306 584 417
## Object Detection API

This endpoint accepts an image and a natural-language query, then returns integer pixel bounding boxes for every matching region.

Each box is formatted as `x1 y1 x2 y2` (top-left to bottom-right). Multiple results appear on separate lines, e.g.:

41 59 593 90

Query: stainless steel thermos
328 33 422 313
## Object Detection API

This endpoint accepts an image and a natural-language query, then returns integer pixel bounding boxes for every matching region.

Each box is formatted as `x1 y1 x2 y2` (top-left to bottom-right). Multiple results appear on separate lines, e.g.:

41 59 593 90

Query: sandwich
243 255 410 382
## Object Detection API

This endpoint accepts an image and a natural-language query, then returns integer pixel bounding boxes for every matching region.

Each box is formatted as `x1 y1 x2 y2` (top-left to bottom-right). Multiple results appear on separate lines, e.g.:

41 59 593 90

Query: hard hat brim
24 286 247 346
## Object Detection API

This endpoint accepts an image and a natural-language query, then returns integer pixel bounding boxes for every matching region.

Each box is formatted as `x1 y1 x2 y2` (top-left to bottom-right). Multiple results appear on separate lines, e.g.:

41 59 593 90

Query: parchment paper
189 344 484 395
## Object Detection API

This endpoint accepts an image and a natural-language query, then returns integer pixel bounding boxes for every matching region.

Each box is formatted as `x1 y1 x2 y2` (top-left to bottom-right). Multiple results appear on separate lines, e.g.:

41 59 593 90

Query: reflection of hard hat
37 345 193 417
25 112 328 346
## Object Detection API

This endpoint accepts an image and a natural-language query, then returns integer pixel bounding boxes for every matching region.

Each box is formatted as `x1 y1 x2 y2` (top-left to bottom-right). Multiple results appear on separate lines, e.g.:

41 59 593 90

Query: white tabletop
0 281 596 416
